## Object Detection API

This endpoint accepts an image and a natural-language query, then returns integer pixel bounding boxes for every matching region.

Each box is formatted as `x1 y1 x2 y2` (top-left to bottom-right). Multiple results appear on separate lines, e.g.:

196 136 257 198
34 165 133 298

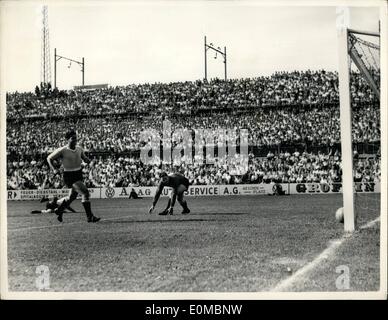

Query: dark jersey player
149 172 191 215
31 196 76 214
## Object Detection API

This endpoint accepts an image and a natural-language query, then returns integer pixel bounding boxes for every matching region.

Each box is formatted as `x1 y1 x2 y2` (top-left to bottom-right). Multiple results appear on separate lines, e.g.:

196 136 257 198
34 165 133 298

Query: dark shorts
176 178 190 192
63 170 83 188
182 178 190 189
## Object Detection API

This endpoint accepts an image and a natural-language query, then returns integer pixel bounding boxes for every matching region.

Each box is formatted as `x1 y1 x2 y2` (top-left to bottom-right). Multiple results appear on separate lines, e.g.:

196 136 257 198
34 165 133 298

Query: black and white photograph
0 0 387 300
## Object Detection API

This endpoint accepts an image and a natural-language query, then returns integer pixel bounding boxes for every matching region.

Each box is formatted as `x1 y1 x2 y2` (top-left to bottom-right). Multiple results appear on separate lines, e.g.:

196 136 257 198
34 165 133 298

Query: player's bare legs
72 181 100 222
150 172 190 215
55 181 99 222
177 184 190 214
55 188 78 222
159 184 189 215
159 198 172 215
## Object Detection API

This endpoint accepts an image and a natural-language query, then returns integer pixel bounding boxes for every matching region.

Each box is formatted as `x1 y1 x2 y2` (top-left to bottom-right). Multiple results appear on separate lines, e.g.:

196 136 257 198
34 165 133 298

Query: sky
0 1 381 92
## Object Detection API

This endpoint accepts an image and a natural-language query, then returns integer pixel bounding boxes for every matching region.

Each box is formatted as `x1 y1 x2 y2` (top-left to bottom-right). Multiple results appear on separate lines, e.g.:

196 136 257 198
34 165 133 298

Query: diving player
31 196 76 214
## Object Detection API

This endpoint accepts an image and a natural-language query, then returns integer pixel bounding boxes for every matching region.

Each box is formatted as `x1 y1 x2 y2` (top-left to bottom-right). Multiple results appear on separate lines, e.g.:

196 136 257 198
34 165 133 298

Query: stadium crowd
6 70 381 189
6 70 379 120
7 150 380 190
6 104 380 159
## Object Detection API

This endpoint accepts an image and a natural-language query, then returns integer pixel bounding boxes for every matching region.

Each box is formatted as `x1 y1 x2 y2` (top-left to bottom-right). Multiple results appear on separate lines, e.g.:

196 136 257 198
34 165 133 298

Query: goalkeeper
149 172 191 215
31 196 76 214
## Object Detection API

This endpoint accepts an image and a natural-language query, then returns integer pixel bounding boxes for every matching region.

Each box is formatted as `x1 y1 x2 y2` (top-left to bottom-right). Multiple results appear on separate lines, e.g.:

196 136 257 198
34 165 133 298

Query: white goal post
337 27 380 232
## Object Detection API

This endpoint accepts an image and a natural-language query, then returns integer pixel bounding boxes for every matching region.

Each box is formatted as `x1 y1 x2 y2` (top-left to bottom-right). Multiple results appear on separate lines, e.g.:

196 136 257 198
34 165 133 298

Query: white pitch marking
8 215 138 232
359 216 381 229
271 216 380 292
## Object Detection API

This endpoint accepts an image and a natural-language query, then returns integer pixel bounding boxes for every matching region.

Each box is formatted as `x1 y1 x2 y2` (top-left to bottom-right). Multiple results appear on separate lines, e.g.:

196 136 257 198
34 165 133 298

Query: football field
7 194 380 292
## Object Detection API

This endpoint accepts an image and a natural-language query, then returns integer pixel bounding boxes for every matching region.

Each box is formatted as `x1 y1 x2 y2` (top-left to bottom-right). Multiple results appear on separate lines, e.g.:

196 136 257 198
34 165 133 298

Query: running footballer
46 129 100 223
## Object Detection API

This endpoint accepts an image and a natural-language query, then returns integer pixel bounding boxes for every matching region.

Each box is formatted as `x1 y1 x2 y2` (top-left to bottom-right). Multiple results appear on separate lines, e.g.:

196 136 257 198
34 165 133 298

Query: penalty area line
270 216 380 292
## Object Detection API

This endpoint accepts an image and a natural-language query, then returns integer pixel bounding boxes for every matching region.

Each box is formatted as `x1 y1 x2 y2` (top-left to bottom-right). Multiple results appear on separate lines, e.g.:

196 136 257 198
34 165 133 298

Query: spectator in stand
6 70 380 190
6 70 379 120
7 151 380 189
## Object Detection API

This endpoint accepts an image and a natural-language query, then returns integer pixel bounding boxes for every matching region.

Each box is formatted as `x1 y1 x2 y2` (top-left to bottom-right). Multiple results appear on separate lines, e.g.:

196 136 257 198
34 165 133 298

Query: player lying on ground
149 172 191 215
31 196 76 214
46 129 100 223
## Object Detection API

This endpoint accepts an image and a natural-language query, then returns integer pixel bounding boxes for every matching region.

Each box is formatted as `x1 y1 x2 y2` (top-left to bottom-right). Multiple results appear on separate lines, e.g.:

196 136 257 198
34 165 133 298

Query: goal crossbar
347 28 380 37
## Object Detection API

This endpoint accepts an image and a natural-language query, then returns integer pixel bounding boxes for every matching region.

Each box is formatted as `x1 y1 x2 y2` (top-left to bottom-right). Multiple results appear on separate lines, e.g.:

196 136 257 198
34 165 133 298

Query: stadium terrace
6 71 380 190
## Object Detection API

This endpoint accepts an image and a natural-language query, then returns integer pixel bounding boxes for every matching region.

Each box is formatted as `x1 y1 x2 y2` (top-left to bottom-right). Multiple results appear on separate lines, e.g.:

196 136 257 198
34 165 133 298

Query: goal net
337 27 380 231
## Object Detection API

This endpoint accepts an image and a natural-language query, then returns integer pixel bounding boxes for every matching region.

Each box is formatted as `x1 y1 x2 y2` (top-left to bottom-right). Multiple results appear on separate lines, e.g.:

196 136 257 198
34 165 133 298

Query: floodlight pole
204 36 207 81
224 46 227 81
54 48 85 88
54 48 56 88
82 57 85 87
204 36 227 81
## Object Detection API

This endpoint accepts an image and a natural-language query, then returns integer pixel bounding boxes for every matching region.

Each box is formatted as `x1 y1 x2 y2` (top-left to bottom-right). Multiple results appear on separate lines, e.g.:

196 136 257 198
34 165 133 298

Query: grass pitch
7 194 380 292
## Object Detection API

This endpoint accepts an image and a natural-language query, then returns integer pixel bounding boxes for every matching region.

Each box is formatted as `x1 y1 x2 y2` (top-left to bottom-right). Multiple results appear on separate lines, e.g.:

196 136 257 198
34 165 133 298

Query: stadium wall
6 182 381 201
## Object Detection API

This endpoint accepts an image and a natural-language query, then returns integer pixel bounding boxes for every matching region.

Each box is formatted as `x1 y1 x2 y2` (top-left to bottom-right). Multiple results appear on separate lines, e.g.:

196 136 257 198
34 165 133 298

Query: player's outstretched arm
47 148 63 172
149 183 164 213
46 157 56 172
168 190 177 214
